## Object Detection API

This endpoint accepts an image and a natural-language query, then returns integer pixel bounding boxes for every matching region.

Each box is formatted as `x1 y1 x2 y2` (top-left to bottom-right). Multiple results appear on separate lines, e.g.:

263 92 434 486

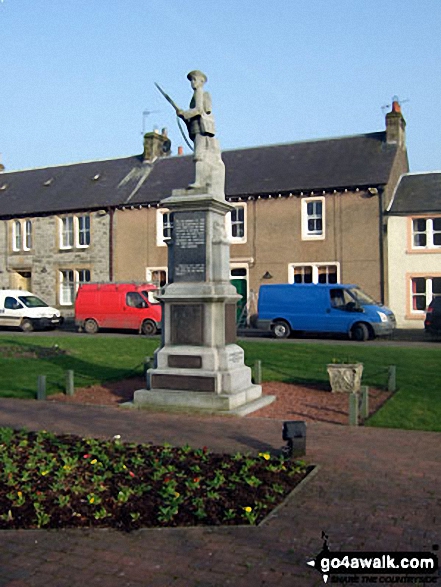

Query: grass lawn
0 334 440 432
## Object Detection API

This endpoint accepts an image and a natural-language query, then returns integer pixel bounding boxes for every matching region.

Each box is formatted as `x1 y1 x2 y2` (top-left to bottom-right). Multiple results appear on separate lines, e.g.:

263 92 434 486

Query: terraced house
387 171 441 328
0 101 408 319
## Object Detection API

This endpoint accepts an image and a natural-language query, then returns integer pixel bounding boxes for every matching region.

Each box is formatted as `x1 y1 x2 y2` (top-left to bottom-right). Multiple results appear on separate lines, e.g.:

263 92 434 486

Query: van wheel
272 320 291 339
351 323 369 342
20 319 34 333
141 320 157 336
84 319 99 334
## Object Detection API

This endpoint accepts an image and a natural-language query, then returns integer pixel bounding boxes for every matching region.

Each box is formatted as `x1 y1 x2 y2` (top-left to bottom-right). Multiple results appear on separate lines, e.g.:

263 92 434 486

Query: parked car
257 283 396 341
0 289 63 332
424 297 441 336
75 282 161 335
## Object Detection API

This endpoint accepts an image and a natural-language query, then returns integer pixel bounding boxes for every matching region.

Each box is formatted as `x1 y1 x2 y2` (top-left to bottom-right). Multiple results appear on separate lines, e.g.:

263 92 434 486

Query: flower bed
0 427 309 531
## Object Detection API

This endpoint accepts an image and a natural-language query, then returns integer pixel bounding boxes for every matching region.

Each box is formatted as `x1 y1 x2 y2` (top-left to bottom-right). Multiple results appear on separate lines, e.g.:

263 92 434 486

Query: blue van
257 284 396 341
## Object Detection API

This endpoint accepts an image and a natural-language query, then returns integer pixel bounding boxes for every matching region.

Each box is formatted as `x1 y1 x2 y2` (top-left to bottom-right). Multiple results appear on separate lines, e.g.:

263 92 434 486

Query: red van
75 283 161 335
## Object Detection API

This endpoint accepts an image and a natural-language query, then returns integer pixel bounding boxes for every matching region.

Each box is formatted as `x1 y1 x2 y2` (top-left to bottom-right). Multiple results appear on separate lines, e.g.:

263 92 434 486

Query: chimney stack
143 128 172 162
386 96 406 149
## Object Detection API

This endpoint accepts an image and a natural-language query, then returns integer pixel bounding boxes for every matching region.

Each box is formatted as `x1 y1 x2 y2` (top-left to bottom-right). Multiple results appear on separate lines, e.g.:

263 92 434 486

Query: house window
156 209 174 246
289 263 339 284
302 197 325 240
12 219 32 252
59 215 91 250
78 216 91 247
59 268 91 305
412 218 441 249
411 277 441 312
146 267 168 287
13 221 22 251
227 204 247 243
24 221 32 250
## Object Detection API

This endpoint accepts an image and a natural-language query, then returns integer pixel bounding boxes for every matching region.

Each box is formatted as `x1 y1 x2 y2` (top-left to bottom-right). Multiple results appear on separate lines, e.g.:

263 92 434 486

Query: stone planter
326 363 364 393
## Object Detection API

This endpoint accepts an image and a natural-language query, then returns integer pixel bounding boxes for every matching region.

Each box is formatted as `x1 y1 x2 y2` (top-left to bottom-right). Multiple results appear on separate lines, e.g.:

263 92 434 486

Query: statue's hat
187 70 207 83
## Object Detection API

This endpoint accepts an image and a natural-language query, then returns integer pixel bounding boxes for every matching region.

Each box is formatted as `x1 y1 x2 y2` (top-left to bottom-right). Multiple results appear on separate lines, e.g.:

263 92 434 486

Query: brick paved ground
0 399 440 586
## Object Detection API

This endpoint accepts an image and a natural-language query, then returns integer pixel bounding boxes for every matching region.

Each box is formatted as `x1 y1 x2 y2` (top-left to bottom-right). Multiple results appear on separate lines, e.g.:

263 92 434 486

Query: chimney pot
178 146 184 156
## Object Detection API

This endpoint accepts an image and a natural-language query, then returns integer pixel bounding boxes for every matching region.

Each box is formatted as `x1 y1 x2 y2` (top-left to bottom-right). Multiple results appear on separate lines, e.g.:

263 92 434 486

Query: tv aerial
381 96 409 114
141 109 160 135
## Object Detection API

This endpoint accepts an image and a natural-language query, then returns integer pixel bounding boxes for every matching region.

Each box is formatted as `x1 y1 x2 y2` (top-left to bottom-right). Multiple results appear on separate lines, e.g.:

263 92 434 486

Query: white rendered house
387 172 441 328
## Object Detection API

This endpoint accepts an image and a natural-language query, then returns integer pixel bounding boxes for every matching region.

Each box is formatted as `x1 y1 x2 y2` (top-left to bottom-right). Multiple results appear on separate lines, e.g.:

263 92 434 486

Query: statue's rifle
154 82 194 152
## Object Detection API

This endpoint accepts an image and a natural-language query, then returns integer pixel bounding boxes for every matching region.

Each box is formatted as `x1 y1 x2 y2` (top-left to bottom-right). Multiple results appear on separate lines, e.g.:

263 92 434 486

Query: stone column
132 188 274 415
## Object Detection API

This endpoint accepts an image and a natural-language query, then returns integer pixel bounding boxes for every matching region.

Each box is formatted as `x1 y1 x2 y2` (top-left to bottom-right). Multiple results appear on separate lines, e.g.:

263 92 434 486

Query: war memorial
132 71 274 415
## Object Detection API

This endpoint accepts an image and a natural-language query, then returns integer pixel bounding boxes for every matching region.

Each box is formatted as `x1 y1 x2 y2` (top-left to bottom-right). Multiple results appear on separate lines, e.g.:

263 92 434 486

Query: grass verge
0 334 440 431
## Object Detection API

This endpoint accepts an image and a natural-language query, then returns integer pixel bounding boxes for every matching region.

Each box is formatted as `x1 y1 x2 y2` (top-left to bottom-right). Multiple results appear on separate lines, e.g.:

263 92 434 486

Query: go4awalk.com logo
307 533 439 584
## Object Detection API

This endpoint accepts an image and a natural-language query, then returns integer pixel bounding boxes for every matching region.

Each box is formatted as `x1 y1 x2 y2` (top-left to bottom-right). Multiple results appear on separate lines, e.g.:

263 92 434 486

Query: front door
230 267 248 324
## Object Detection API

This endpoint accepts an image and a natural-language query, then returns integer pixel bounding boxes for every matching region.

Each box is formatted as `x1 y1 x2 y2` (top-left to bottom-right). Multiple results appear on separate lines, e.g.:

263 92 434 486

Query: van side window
126 292 146 309
5 297 22 310
330 289 355 310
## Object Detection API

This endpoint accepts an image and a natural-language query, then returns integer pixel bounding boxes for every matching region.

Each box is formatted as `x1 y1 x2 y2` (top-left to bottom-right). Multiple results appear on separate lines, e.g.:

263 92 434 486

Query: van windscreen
348 288 378 306
18 296 48 308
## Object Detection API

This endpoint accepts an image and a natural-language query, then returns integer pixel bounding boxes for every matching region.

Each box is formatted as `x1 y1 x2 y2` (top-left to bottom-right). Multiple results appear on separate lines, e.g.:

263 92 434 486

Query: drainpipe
109 208 114 282
378 187 385 305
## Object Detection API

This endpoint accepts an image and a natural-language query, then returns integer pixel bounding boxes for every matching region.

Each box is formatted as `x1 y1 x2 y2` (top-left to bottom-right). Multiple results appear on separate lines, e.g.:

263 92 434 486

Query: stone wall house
387 171 441 328
0 103 408 319
113 101 408 319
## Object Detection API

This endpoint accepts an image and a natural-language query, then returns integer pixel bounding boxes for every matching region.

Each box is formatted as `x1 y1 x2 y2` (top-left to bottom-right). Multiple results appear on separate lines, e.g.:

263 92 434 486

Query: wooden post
360 386 369 420
388 366 396 392
37 376 46 401
349 392 359 426
65 370 74 396
254 360 262 384
144 356 152 389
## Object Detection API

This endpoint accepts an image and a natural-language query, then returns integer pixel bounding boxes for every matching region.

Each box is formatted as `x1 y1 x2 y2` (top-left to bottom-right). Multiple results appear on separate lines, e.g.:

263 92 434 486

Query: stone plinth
131 188 274 416
327 363 364 393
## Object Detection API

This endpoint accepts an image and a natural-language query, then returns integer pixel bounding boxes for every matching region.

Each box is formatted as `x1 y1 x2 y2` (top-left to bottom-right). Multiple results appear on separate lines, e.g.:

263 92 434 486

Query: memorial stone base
130 188 275 416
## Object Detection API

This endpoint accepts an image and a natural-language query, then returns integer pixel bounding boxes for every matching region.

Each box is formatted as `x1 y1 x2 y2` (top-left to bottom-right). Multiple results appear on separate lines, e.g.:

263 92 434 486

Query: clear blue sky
1 0 440 173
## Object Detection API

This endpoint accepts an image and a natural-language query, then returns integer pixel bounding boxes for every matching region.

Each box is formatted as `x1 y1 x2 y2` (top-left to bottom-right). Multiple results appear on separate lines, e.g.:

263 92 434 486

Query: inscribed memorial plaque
170 304 204 345
173 211 206 282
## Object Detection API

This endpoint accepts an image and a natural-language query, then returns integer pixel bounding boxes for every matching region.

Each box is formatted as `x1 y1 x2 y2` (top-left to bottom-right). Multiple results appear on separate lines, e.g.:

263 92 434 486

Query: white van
0 290 63 332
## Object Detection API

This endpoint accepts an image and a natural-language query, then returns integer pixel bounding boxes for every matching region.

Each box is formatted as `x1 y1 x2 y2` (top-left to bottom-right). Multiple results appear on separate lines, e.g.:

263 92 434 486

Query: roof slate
388 172 441 214
0 131 397 217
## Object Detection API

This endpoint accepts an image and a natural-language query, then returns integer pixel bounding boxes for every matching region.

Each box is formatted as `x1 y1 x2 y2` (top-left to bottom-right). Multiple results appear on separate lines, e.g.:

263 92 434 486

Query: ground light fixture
282 421 306 458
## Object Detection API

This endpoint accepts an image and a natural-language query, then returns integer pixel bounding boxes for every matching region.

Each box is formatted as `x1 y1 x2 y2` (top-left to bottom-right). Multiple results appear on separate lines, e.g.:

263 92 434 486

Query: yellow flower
91 459 97 465
174 492 180 498
243 506 252 513
89 497 95 504
41 471 49 476
63 465 71 471
259 452 271 460
17 491 22 498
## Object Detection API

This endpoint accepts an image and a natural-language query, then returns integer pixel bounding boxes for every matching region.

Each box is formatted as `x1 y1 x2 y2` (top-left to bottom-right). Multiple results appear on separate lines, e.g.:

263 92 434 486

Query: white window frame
301 196 325 240
288 262 340 284
12 221 22 252
146 266 168 287
226 203 247 244
410 276 441 314
59 215 91 250
59 268 91 306
412 217 441 250
77 216 91 248
24 220 32 251
156 209 173 247
12 219 33 252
